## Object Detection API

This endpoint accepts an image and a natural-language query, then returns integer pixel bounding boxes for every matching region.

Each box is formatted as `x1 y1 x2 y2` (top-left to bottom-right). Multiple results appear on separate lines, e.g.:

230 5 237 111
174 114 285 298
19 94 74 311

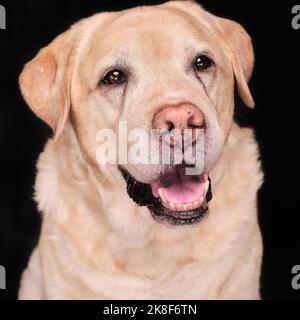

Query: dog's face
19 1 254 227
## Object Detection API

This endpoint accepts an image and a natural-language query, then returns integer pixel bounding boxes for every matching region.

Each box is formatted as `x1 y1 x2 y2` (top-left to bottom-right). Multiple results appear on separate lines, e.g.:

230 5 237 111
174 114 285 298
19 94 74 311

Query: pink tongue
151 170 205 204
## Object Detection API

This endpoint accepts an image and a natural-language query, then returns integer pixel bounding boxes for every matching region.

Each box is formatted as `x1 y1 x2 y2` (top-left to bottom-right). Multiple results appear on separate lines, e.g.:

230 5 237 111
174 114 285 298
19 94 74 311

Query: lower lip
150 205 208 226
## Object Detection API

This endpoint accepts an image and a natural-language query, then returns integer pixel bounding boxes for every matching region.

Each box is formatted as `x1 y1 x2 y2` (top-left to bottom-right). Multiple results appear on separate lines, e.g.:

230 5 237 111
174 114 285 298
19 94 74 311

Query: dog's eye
194 55 213 71
101 69 126 85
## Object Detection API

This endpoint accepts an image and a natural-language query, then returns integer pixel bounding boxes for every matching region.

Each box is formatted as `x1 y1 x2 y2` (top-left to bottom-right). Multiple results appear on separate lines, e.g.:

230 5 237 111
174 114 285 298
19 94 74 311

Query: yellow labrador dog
18 0 263 299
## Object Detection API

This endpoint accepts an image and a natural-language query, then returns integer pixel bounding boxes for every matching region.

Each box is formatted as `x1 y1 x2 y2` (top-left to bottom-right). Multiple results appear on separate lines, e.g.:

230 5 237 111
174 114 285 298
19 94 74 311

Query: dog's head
19 1 254 227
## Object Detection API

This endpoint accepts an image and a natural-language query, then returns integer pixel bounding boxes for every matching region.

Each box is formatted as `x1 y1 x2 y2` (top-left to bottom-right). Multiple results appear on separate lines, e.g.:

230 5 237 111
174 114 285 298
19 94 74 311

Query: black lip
150 204 209 226
119 166 212 226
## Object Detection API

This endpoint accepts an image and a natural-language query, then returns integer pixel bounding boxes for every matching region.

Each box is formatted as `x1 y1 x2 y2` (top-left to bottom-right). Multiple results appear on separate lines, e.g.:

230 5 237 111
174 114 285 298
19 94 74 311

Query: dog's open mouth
119 166 212 226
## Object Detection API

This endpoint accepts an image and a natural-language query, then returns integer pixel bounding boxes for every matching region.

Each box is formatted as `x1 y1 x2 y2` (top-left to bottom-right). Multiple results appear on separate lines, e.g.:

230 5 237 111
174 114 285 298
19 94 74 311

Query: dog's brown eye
194 55 213 71
102 70 126 85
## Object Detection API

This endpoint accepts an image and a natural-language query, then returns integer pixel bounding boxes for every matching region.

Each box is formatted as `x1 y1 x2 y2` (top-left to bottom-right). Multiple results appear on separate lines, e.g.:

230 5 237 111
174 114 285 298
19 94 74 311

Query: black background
0 0 299 300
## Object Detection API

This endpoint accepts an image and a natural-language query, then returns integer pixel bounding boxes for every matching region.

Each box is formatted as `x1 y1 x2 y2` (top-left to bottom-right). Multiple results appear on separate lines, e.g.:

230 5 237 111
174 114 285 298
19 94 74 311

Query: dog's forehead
83 6 214 56
107 6 202 32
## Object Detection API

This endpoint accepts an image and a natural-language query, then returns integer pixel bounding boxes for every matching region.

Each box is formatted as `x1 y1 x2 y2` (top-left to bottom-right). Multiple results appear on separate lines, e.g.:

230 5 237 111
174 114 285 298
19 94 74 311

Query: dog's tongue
151 168 207 205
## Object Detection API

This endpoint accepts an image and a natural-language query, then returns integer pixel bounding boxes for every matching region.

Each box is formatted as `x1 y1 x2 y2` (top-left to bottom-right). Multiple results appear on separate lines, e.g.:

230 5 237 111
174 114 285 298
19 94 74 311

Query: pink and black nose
153 103 205 144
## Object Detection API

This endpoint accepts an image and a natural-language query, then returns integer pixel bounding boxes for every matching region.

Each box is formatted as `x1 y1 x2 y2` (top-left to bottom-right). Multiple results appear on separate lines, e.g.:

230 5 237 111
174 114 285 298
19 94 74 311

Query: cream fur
18 1 263 300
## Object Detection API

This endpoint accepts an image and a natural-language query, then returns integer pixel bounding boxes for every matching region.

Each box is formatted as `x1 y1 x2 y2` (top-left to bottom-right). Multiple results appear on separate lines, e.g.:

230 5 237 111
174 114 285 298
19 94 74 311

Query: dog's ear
19 27 77 140
214 17 255 108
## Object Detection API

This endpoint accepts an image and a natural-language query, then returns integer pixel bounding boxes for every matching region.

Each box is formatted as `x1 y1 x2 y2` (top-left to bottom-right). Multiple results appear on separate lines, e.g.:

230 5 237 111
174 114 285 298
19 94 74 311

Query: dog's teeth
158 188 163 198
158 186 207 212
158 188 167 203
204 181 209 195
170 202 177 211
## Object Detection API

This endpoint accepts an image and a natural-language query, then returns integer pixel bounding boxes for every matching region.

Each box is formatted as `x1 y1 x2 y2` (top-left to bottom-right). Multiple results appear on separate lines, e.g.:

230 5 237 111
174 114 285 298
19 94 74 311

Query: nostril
189 124 202 129
187 113 205 130
166 121 174 132
188 121 204 130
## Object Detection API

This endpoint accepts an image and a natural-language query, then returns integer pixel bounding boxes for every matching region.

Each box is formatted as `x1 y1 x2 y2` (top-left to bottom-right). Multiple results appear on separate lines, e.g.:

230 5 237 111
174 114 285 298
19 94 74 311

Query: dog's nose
153 103 204 143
